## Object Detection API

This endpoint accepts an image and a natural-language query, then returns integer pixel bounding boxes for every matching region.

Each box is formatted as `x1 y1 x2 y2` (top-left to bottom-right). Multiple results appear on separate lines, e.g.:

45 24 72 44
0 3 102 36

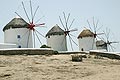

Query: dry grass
0 54 120 80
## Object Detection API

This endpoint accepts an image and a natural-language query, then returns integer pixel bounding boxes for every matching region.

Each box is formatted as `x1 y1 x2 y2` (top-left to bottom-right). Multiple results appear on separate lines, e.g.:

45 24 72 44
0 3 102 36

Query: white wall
78 37 96 51
46 34 67 51
4 28 33 48
0 43 17 49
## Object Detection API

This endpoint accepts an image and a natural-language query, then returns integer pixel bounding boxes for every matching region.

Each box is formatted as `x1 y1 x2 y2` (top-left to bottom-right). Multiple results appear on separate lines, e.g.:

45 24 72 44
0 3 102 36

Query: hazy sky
0 0 120 51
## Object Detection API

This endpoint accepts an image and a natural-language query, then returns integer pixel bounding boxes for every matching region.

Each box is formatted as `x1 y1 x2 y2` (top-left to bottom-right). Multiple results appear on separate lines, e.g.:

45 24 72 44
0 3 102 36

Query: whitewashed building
46 24 67 51
3 17 33 48
78 29 96 51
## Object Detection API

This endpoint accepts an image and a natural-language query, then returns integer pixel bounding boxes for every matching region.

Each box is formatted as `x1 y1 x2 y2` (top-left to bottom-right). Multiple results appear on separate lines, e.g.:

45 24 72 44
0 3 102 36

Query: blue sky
0 0 120 51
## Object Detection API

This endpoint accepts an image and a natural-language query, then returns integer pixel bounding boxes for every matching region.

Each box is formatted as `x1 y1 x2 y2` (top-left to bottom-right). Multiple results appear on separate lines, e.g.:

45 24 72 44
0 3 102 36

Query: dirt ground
0 54 120 80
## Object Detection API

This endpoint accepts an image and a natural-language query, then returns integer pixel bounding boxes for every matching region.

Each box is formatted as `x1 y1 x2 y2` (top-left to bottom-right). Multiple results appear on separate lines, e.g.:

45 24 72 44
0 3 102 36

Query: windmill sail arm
35 23 45 27
69 28 78 32
97 32 104 35
110 41 119 44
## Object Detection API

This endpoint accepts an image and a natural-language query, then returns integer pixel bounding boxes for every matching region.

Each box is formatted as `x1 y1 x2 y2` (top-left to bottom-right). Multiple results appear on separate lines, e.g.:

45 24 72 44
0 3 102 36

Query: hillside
0 54 120 80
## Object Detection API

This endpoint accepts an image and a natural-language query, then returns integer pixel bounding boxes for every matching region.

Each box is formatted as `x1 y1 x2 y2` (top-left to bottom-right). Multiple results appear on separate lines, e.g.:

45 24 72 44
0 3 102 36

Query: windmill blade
110 44 116 49
103 28 110 42
35 23 45 27
63 12 69 30
34 31 42 45
69 34 77 38
112 41 119 43
87 20 93 31
103 30 109 41
68 34 78 46
95 32 104 40
59 16 66 30
33 6 39 21
69 28 78 32
68 35 73 51
106 28 110 40
35 29 45 38
27 30 31 48
100 37 106 42
22 1 31 23
109 44 115 52
110 41 119 44
66 13 70 24
97 32 104 35
68 19 75 30
106 32 110 40
107 44 110 51
63 12 66 22
96 35 103 40
33 31 35 48
103 31 107 38
30 0 33 22
15 12 24 20
103 27 118 52
92 17 96 33
105 43 108 51
97 25 103 32
63 12 67 26
95 19 99 30
35 16 45 24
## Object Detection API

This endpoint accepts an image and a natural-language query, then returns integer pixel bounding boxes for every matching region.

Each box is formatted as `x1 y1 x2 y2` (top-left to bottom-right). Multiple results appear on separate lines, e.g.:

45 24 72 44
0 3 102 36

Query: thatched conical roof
3 17 29 31
46 24 64 37
78 29 94 38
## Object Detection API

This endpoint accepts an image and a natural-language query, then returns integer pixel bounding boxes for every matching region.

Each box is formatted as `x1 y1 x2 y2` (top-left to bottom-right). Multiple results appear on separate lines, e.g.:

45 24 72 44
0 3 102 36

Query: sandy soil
0 54 120 80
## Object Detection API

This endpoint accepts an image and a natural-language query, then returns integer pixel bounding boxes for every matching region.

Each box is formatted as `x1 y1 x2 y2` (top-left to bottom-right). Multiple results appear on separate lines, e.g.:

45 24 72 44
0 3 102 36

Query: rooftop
78 29 94 38
3 17 29 31
46 24 64 37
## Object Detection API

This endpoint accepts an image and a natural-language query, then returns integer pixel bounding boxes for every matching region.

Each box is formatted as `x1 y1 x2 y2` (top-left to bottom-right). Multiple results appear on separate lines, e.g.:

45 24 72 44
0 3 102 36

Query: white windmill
5 0 45 48
59 12 78 51
78 17 103 51
78 28 95 51
98 28 119 51
3 17 32 48
46 12 78 51
46 24 67 51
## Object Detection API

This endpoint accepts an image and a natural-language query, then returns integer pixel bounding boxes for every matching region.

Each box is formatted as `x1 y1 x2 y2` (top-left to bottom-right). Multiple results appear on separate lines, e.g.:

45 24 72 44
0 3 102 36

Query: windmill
59 12 78 50
102 28 119 51
87 17 104 49
15 0 45 48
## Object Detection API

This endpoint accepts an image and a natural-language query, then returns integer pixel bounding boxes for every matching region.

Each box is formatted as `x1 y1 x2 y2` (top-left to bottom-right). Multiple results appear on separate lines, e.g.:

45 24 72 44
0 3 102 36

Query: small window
18 45 21 48
17 35 21 39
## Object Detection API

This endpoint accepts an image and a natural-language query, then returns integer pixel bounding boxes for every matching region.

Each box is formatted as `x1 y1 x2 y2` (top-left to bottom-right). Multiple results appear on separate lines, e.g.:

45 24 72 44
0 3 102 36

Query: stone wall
0 48 54 55
90 51 120 60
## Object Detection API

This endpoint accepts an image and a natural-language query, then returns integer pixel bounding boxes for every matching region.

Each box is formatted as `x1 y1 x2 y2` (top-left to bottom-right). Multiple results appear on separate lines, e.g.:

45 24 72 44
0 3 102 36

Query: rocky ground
0 54 120 80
